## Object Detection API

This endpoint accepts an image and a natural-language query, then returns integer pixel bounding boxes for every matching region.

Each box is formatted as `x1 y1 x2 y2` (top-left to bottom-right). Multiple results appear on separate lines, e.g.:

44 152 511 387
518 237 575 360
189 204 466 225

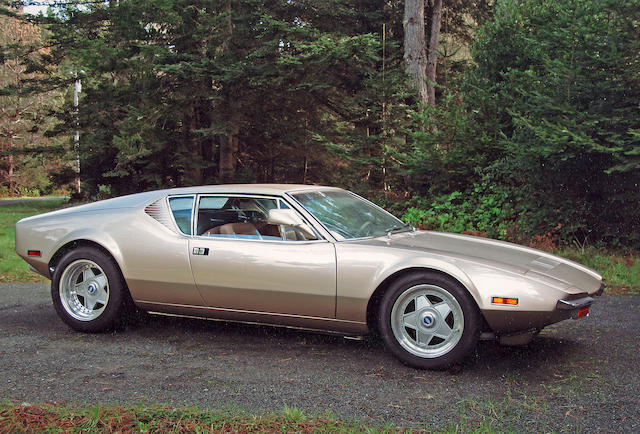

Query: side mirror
268 209 318 240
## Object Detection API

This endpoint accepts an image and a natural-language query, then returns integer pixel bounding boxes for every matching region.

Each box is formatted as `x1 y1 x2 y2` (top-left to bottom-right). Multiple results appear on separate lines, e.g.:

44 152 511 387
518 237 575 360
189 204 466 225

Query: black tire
51 246 129 332
377 271 481 369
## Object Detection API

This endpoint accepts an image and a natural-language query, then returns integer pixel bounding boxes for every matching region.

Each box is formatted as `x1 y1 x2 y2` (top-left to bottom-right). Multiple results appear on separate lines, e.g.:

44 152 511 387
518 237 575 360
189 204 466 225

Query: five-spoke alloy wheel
59 259 110 321
379 272 481 369
52 247 128 332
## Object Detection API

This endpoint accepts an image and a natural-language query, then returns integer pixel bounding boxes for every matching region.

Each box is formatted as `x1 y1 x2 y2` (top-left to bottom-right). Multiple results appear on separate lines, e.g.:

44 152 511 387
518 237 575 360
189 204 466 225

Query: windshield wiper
385 223 414 237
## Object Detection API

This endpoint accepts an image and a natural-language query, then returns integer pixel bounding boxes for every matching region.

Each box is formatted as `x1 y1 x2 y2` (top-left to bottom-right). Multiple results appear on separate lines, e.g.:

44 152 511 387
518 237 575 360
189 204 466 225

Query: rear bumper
18 254 51 279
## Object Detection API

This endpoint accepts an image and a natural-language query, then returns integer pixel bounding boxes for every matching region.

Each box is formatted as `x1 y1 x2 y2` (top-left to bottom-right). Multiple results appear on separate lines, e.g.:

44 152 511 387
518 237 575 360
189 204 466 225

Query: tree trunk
8 153 15 197
302 154 308 184
184 102 203 185
426 0 443 106
218 1 238 184
403 0 429 107
219 131 238 183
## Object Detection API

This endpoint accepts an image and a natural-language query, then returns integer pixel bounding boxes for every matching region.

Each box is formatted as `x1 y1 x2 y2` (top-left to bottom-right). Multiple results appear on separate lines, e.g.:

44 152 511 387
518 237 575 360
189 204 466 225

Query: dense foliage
468 0 640 247
7 0 415 197
0 9 68 196
404 0 640 248
1 0 638 248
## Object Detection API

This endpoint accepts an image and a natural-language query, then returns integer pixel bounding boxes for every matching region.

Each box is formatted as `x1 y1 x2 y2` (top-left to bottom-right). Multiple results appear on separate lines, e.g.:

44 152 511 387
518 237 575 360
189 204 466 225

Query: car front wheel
378 272 481 369
51 247 128 332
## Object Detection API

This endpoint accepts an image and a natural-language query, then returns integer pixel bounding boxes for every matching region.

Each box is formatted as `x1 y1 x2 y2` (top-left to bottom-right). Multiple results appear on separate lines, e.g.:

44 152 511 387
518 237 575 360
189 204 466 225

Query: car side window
196 196 313 241
169 196 194 235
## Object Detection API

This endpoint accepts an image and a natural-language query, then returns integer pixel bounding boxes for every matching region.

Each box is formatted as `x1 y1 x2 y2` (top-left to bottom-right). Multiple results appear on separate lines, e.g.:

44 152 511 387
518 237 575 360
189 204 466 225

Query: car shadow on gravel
467 336 579 371
119 312 578 377
134 313 379 351
6 302 576 377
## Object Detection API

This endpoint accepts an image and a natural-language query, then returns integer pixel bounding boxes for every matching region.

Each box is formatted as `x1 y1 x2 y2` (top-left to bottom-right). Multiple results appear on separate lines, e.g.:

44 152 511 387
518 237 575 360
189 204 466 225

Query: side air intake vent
144 198 176 232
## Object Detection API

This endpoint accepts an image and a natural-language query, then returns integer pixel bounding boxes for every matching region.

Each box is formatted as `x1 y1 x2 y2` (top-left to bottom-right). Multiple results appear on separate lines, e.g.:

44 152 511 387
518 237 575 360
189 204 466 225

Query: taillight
27 250 41 257
577 306 590 318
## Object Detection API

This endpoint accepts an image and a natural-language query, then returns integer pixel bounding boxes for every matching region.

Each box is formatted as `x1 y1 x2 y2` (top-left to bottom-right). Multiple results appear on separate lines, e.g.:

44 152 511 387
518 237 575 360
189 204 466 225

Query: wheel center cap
87 283 98 295
420 312 436 329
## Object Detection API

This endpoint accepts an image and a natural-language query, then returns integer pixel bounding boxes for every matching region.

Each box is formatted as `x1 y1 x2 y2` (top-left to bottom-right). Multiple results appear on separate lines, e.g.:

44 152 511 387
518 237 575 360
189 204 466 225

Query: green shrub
401 183 517 239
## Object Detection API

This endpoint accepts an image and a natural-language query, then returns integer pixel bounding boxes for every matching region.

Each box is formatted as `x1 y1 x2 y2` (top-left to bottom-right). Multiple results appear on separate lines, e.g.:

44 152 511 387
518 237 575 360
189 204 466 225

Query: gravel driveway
1 283 638 432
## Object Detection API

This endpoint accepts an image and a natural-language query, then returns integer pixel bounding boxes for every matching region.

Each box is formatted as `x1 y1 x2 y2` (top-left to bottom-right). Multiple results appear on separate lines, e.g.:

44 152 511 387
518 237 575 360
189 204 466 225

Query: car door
188 195 336 318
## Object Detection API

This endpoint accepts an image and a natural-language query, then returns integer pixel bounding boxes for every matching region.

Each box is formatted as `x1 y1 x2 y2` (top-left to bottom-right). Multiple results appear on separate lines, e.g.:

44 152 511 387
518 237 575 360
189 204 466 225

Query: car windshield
291 190 412 240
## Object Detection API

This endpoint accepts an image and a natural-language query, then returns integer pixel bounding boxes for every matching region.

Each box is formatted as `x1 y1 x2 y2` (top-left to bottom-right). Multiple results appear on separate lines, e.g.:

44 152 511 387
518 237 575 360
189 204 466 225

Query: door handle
192 247 209 256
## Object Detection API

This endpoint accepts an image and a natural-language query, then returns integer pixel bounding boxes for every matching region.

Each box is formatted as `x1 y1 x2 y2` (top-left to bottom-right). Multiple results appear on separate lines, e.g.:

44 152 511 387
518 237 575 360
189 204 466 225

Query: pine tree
468 0 640 246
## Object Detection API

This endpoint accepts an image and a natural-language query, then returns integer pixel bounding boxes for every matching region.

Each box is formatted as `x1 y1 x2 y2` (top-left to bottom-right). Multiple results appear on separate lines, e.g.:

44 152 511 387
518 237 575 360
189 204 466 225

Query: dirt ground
1 283 638 432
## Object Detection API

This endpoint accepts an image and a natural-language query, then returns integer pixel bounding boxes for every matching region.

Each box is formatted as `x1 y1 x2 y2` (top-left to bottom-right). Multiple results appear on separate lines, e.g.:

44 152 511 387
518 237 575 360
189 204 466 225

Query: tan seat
203 222 257 236
203 226 222 235
203 222 282 239
219 222 258 236
254 222 282 238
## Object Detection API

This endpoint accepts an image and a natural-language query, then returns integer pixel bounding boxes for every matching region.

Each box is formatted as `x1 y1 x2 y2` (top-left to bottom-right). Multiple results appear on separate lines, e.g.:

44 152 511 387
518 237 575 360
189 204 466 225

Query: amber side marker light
577 306 590 318
492 297 518 306
27 250 41 257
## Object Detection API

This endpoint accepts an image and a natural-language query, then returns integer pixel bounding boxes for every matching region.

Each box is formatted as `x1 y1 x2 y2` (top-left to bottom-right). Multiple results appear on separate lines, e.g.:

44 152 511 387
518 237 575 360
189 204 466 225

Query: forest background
1 0 639 250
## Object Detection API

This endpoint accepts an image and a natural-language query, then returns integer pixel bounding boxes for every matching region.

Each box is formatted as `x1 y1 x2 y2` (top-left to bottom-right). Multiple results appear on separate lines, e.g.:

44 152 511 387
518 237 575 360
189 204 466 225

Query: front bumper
483 282 605 334
557 295 594 310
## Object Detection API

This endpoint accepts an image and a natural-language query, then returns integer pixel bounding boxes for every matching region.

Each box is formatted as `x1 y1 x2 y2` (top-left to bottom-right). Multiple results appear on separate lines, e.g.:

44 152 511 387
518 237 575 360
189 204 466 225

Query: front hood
354 231 602 292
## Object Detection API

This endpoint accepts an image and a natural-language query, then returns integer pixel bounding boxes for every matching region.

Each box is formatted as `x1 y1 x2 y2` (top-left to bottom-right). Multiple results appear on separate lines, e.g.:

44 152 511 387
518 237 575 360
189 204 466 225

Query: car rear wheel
378 272 481 369
51 247 128 332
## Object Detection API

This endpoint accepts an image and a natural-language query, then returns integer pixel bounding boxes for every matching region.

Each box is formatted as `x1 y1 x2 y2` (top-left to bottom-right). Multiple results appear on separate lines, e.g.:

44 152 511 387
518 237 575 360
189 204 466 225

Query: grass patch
0 396 592 433
556 248 640 295
0 200 67 283
449 393 560 433
0 402 384 433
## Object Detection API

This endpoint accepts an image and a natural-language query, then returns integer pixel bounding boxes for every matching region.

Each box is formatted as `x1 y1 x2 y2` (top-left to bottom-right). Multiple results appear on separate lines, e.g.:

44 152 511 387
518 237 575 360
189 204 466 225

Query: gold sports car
15 185 604 369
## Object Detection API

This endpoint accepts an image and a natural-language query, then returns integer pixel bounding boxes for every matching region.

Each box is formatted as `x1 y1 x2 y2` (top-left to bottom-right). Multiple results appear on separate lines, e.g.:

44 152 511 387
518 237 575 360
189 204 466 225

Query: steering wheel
237 210 249 222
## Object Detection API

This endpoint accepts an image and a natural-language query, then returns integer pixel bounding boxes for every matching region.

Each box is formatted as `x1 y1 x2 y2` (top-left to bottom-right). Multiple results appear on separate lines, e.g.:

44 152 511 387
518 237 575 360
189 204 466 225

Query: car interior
183 196 311 241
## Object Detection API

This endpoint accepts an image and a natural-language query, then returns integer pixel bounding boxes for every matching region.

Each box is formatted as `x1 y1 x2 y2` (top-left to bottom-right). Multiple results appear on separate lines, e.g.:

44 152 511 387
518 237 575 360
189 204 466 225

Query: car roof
21 185 344 221
162 184 343 196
